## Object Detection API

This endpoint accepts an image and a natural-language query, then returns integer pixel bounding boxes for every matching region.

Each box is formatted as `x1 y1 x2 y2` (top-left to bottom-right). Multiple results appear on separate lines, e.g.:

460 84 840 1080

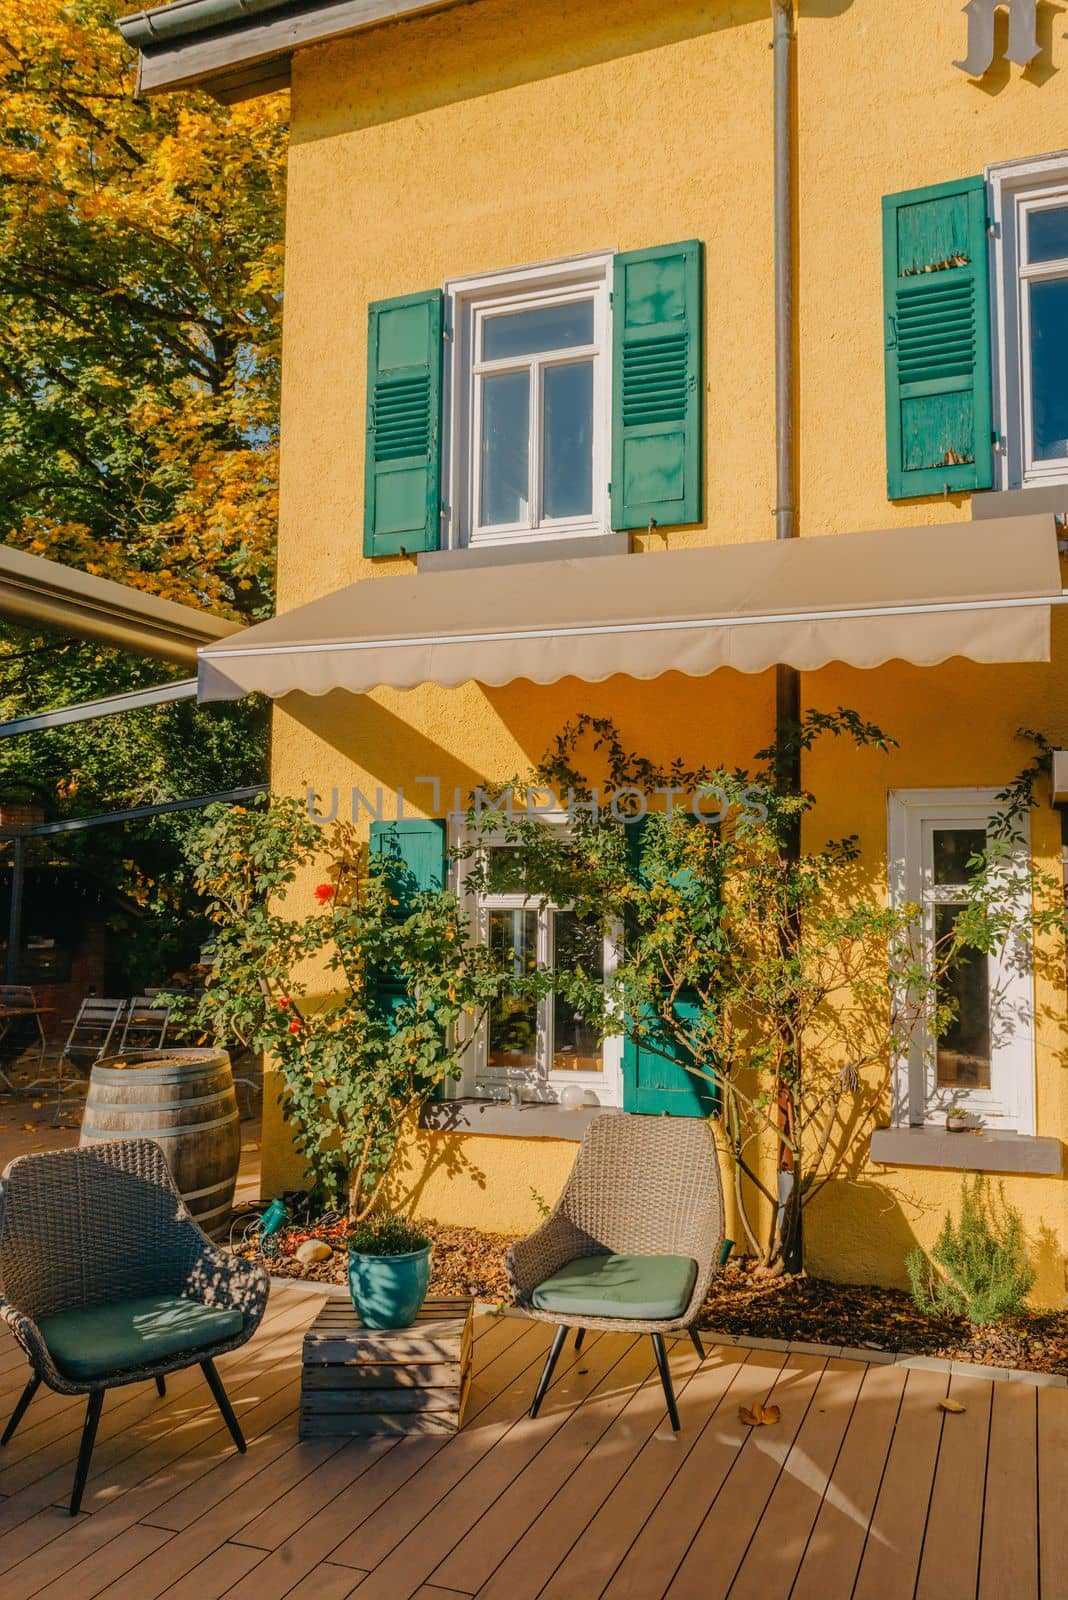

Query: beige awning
197 516 1063 700
0 545 239 667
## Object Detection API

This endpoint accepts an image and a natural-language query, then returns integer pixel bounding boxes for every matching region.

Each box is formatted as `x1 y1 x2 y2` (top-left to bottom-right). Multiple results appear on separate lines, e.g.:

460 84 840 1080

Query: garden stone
296 1239 333 1267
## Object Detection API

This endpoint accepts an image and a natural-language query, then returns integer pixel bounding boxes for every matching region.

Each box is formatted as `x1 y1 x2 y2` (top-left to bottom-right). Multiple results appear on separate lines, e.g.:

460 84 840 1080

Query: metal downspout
772 0 803 1275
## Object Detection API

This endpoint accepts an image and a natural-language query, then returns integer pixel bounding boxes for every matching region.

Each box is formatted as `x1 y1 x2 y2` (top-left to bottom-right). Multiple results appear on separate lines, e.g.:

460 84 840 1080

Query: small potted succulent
945 1100 973 1132
346 1213 433 1329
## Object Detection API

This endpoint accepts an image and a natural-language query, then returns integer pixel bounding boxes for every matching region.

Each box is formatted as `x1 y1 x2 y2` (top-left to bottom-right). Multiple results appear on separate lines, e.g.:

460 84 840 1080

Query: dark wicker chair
506 1113 724 1430
0 1139 269 1514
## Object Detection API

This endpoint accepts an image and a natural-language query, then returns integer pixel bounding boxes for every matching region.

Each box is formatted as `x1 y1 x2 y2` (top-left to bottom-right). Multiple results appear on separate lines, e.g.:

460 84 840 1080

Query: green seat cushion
39 1295 244 1381
531 1253 698 1320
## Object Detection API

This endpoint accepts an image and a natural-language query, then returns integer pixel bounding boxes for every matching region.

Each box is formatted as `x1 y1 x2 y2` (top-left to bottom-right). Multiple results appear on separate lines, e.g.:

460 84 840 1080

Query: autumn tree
0 0 286 984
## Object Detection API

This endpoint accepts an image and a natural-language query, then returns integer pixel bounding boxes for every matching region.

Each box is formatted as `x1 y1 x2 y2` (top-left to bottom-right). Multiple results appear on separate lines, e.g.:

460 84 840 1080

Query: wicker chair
0 1139 269 1515
506 1113 724 1430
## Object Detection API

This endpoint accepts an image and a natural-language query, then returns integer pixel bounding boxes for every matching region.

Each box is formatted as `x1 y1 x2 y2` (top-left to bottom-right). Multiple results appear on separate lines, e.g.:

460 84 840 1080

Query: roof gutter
117 0 291 49
116 0 472 102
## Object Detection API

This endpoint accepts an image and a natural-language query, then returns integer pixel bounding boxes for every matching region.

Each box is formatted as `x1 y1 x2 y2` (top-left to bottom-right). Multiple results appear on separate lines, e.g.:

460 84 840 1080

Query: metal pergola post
5 835 23 987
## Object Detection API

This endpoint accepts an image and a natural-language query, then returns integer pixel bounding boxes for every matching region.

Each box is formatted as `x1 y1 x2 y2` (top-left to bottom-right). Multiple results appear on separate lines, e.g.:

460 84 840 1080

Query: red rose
288 1019 302 1034
278 996 291 1009
314 883 335 904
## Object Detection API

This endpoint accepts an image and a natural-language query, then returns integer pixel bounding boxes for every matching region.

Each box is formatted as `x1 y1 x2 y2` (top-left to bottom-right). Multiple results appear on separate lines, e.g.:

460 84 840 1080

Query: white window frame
448 817 622 1106
887 788 1034 1134
989 150 1068 489
443 252 613 550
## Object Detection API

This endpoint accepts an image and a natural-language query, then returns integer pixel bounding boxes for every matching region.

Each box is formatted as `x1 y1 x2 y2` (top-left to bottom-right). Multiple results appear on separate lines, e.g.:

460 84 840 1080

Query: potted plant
346 1213 433 1329
945 1100 973 1132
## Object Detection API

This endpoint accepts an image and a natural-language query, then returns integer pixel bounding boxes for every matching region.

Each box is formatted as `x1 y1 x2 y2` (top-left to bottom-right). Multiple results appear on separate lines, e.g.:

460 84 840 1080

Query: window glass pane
1029 277 1068 461
480 371 529 525
551 910 603 1073
483 300 594 361
932 828 986 885
934 904 991 1090
543 362 593 519
487 909 538 1070
1028 205 1068 264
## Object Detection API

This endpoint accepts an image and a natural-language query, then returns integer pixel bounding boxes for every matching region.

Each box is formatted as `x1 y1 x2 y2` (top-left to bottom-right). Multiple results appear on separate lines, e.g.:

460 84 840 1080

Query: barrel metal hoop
83 1088 235 1113
179 1177 236 1202
80 1110 239 1142
90 1066 229 1086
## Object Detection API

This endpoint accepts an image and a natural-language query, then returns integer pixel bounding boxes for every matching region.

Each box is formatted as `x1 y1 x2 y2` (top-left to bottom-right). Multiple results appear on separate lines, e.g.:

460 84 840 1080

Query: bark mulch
698 1260 1068 1376
235 1213 519 1302
236 1217 1068 1377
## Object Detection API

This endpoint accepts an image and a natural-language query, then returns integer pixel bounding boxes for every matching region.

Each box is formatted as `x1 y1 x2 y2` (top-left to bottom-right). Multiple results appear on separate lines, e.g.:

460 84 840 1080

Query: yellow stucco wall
262 0 1068 1302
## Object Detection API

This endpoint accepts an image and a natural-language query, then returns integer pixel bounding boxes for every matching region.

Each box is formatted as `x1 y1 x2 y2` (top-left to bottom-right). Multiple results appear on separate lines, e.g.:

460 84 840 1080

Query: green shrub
346 1213 431 1257
906 1176 1035 1325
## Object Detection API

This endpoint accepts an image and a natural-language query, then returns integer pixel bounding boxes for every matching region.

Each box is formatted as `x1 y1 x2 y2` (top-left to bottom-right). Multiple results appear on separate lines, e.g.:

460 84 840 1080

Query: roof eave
119 0 472 102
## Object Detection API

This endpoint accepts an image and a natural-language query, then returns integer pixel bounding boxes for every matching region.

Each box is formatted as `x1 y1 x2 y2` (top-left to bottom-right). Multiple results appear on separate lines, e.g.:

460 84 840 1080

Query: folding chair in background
118 995 171 1055
49 998 126 1124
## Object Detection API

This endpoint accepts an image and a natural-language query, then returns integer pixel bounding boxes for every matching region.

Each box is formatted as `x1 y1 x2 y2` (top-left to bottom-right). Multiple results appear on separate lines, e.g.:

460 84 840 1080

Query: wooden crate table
299 1292 473 1438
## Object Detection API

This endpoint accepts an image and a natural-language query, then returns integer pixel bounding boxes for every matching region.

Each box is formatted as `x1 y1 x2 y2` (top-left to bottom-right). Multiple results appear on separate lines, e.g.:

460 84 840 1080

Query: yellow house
121 0 1068 1302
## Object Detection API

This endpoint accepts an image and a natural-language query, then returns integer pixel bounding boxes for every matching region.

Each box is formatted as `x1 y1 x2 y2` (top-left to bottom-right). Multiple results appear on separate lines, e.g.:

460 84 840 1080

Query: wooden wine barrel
80 1049 241 1239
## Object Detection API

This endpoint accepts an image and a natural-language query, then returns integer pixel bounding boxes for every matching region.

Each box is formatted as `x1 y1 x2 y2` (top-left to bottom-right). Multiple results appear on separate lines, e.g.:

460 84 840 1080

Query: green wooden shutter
883 178 993 500
367 818 447 1032
368 818 447 910
364 290 444 557
611 240 703 531
621 816 718 1117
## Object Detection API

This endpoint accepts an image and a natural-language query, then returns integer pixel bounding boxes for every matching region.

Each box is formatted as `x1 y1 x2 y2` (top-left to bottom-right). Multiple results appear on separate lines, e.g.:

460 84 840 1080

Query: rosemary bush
907 1176 1035 1324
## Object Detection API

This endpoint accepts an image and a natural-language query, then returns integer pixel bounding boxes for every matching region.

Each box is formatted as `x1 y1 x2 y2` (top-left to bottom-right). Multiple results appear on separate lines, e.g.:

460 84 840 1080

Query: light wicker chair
0 1139 269 1515
506 1112 724 1429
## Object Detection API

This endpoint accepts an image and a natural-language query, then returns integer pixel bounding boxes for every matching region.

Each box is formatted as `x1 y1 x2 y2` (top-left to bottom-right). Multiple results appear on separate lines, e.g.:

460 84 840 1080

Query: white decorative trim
989 152 1068 490
887 788 1035 1135
443 253 613 551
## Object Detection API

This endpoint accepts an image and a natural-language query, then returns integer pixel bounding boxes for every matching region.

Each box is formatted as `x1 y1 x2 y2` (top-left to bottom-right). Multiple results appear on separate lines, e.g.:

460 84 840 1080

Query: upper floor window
362 242 702 559
991 154 1068 489
445 255 611 547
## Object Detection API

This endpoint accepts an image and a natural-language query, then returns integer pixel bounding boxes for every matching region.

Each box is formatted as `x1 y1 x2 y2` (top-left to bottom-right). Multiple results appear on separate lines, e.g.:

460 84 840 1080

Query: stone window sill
417 532 628 574
419 1099 611 1141
869 1125 1061 1176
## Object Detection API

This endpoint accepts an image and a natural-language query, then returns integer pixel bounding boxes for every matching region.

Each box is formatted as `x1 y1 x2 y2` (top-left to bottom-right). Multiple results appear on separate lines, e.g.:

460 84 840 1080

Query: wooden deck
1 1280 1066 1600
0 1106 1064 1598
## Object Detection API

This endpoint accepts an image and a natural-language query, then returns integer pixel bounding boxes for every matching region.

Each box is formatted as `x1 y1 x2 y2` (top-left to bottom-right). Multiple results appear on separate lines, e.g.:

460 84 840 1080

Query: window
454 827 621 1105
991 154 1068 488
887 790 1034 1132
444 255 612 548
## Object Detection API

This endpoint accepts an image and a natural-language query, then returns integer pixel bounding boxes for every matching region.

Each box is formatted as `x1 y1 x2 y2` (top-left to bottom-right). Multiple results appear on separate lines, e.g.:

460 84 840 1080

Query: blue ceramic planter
347 1244 432 1329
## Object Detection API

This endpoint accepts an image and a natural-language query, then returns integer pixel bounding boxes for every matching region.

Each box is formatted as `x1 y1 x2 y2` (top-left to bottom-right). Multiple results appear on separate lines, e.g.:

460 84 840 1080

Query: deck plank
915 1373 993 1600
727 1357 868 1599
314 1332 643 1600
510 1345 752 1600
1038 1385 1068 1600
595 1351 784 1600
852 1366 950 1600
327 1320 566 1573
432 1333 676 1594
139 1538 265 1598
979 1380 1038 1600
662 1352 827 1600
788 1362 907 1600
28 1522 173 1600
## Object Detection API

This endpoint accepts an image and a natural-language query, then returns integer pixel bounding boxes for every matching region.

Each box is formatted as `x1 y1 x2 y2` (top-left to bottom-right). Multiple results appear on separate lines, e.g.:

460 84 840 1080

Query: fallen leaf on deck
938 1397 967 1413
739 1401 781 1426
